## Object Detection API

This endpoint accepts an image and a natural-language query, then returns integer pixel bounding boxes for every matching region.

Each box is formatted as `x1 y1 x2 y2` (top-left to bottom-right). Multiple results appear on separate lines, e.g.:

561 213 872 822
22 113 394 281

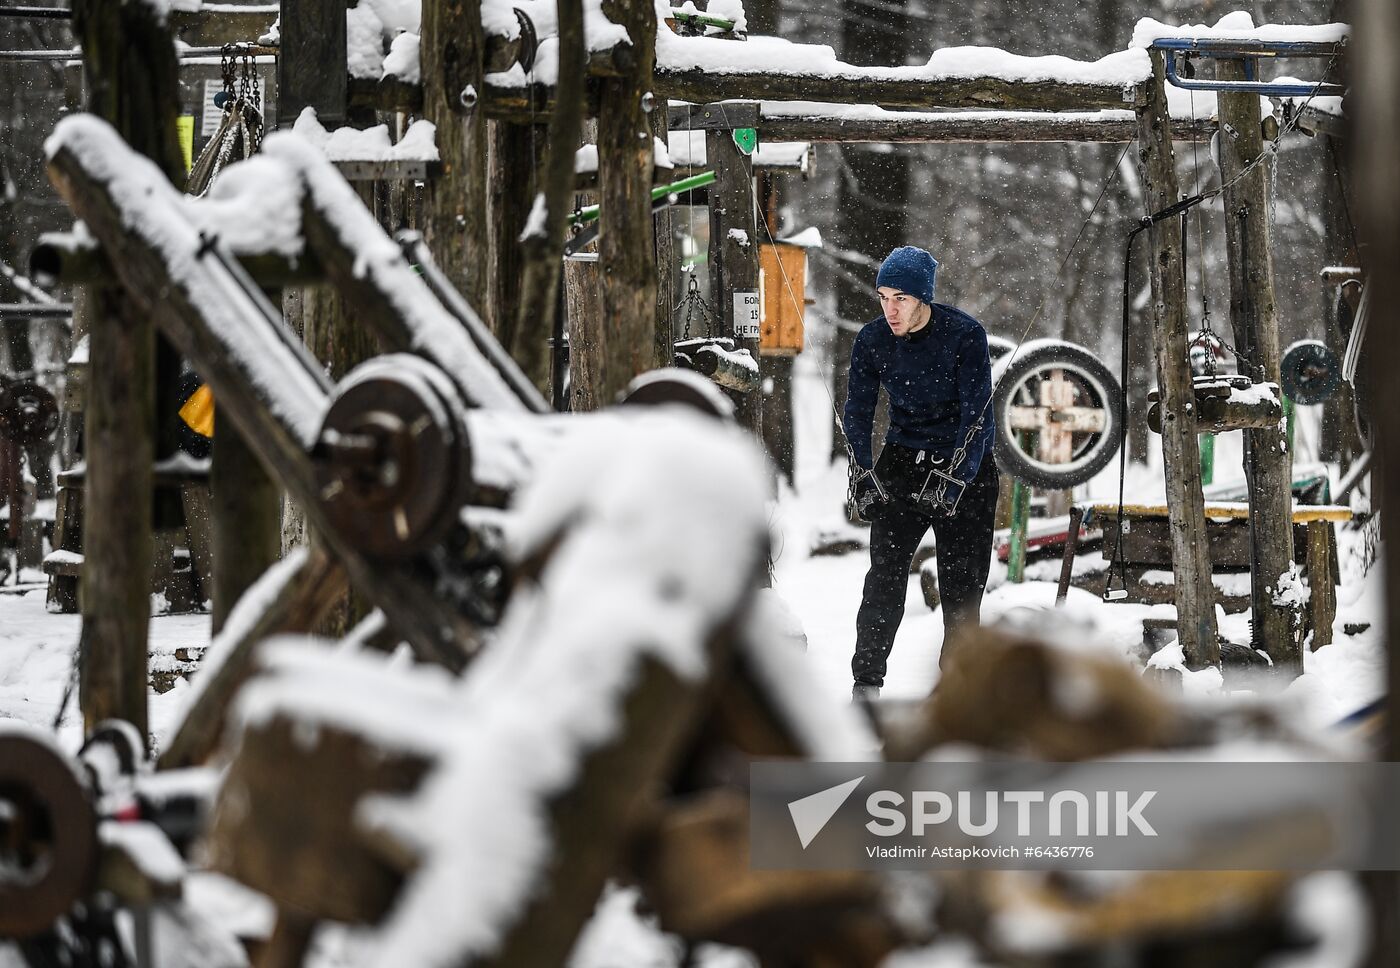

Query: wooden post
593 0 657 405
421 0 491 309
487 122 534 338
210 424 284 634
277 0 346 128
1354 2 1400 960
651 107 679 370
79 284 153 735
513 0 585 395
1135 51 1218 668
756 172 796 483
1304 521 1337 651
707 129 762 434
565 256 604 411
72 0 185 735
1216 57 1300 675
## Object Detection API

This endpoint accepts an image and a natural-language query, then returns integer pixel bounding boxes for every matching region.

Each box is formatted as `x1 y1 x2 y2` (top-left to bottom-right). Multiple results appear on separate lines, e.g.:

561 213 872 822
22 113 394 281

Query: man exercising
845 245 1000 702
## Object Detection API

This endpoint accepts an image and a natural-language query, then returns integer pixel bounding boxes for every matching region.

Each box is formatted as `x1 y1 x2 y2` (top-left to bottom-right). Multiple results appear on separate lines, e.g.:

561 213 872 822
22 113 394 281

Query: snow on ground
0 590 205 752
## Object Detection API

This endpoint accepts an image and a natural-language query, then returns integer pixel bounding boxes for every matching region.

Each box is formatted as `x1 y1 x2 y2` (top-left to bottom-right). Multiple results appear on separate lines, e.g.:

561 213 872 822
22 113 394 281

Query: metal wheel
0 727 98 938
314 355 473 559
991 340 1122 489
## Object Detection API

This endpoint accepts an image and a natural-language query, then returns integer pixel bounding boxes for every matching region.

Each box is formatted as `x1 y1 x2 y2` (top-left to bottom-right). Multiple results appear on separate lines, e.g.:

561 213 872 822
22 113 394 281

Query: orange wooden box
759 242 806 355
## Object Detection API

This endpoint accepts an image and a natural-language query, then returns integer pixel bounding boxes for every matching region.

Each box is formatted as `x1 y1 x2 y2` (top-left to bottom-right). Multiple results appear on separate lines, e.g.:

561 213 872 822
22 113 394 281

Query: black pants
852 447 1000 687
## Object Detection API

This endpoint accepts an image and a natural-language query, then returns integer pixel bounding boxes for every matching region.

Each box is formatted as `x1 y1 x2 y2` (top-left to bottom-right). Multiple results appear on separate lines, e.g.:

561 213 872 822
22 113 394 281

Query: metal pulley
0 378 59 445
0 725 99 938
313 355 472 559
1280 339 1342 405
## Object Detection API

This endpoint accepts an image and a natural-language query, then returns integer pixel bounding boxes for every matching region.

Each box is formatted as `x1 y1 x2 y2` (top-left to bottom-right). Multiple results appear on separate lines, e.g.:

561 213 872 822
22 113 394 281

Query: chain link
675 273 720 340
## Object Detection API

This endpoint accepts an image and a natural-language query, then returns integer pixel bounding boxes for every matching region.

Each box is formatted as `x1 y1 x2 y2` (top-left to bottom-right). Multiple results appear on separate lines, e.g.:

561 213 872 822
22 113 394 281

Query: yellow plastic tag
179 384 215 437
177 115 195 173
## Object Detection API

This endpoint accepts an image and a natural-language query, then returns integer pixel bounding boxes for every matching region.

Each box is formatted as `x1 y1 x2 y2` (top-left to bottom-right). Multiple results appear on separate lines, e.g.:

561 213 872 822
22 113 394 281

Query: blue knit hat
876 246 939 305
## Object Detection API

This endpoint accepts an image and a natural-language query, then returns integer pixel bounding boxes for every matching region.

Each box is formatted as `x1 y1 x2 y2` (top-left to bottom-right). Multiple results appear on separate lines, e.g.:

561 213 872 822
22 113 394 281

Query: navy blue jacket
843 304 995 482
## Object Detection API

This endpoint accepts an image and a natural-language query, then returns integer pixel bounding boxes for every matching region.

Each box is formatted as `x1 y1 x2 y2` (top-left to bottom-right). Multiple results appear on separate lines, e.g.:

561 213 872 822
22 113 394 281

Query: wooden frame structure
52 0 1323 751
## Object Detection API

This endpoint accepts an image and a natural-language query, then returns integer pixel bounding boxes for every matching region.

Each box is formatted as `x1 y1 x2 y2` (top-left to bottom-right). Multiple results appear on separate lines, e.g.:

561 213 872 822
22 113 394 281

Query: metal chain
676 273 721 340
220 44 236 99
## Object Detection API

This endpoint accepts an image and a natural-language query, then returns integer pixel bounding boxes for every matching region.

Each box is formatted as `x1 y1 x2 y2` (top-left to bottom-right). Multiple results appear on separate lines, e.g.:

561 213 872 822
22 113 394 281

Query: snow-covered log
629 790 903 962
676 338 760 394
201 411 772 966
365 411 771 967
1146 390 1284 433
158 545 349 770
207 639 448 926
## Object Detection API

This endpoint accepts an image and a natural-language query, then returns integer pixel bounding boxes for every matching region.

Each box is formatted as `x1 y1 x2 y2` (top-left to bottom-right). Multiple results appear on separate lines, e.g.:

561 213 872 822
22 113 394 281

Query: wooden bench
1091 502 1353 650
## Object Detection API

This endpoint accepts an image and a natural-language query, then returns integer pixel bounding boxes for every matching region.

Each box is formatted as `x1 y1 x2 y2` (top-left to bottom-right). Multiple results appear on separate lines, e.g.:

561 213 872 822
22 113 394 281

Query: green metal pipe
1007 476 1030 583
1007 431 1033 584
1199 433 1215 485
669 9 738 30
569 170 716 226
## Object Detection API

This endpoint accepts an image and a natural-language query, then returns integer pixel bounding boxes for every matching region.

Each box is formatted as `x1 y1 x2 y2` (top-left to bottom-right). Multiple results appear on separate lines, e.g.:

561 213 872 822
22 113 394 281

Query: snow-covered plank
291 107 440 163
654 31 1150 112
1131 12 1350 49
1090 501 1353 523
665 129 811 171
158 546 349 769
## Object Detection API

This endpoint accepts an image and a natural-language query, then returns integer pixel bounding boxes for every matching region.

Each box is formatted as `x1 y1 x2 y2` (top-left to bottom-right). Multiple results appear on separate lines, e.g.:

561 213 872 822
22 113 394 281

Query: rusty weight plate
0 727 98 938
315 355 471 559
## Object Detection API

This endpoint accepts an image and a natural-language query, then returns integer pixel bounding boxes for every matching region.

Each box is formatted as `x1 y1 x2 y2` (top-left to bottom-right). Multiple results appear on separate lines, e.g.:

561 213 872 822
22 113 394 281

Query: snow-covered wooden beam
753 107 1214 143
477 71 1148 122
158 545 348 770
654 70 1144 114
261 132 540 415
653 30 1148 112
29 232 323 287
1293 101 1345 139
45 116 482 671
362 31 1152 120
